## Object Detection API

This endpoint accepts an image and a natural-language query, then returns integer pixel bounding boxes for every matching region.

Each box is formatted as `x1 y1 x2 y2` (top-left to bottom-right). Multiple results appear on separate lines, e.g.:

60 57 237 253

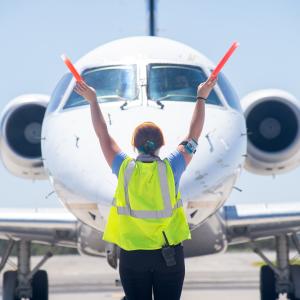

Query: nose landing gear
1 239 52 300
252 233 300 300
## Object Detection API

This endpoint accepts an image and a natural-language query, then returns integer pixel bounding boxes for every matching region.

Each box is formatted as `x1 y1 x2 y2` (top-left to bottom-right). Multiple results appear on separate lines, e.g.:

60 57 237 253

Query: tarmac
0 251 294 300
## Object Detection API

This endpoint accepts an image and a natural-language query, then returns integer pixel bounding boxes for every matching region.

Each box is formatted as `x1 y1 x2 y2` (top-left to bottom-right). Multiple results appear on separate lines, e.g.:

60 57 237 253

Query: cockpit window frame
215 71 242 112
45 72 73 116
146 63 226 108
59 64 138 112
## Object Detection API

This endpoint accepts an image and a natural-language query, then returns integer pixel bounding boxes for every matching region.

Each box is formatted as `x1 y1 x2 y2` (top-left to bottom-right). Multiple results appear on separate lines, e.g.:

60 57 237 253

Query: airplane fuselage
41 36 247 232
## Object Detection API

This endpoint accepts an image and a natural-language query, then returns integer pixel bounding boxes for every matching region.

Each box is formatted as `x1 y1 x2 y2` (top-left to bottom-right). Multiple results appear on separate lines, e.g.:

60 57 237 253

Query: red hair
131 122 165 154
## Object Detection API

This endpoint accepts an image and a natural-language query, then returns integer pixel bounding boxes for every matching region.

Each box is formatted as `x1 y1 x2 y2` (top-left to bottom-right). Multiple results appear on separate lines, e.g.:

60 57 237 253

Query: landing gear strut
1 239 52 300
252 233 300 300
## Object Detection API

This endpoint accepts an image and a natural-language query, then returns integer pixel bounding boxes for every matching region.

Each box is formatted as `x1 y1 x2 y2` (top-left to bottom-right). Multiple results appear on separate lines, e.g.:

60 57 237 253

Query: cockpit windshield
64 65 138 109
147 64 222 106
217 72 242 112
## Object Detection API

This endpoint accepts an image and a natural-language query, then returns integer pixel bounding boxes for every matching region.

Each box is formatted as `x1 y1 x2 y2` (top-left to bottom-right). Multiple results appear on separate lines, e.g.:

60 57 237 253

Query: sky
0 0 300 208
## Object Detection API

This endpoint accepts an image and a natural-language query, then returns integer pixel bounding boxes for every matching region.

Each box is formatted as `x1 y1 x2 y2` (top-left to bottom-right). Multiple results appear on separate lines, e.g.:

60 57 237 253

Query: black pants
119 244 185 300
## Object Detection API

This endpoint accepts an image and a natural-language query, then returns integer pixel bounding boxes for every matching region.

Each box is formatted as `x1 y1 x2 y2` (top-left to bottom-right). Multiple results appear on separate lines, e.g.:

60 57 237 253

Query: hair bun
138 140 156 154
144 140 156 151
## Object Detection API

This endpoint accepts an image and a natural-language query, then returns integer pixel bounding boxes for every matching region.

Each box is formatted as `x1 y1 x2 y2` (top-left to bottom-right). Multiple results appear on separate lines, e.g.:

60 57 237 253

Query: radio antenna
148 0 156 36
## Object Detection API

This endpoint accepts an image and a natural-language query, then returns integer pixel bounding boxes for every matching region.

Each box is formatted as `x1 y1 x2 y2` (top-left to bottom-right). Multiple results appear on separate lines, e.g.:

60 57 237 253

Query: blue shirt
112 151 186 193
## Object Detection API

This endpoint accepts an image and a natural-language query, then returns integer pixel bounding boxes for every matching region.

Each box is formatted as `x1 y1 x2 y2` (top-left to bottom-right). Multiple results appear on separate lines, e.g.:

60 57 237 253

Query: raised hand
74 81 97 103
197 76 218 100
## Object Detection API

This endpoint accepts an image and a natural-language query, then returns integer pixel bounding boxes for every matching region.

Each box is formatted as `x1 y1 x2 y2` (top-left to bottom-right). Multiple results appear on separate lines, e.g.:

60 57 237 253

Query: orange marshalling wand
61 54 83 82
210 41 239 79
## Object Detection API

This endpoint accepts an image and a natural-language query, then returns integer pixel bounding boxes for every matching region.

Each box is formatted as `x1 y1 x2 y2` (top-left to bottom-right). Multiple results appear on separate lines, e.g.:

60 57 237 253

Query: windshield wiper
150 95 172 102
148 98 165 109
156 100 164 109
120 101 128 110
156 94 194 101
149 93 196 109
95 95 129 110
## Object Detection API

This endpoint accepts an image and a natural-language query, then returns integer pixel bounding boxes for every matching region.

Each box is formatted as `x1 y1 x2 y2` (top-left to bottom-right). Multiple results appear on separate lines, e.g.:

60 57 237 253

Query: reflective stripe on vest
113 159 183 219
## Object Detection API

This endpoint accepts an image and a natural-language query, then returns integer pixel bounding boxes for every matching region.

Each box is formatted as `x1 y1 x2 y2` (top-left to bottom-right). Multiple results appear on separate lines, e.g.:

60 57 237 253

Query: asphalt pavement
0 251 292 300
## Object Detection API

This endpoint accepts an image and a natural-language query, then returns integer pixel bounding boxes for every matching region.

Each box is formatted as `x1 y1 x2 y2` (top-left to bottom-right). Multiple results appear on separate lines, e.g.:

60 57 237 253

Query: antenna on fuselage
148 0 156 36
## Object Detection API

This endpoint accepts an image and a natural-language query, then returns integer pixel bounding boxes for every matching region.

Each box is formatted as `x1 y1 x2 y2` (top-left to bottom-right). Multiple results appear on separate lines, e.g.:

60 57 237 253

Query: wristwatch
179 138 198 154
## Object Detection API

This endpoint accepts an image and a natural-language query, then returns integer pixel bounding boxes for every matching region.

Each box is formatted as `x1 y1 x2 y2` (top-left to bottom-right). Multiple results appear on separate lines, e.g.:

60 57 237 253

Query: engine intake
0 94 49 179
242 89 300 175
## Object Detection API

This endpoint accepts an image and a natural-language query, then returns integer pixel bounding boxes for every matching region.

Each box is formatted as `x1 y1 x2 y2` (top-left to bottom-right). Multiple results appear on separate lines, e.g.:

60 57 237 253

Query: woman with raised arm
74 76 217 300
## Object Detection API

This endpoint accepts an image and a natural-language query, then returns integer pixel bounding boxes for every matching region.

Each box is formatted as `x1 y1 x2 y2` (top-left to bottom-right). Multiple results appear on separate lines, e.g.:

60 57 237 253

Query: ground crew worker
74 76 217 300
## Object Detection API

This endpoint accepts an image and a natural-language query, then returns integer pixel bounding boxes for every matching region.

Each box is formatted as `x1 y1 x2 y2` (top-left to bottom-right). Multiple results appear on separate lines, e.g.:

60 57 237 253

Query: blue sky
0 0 300 208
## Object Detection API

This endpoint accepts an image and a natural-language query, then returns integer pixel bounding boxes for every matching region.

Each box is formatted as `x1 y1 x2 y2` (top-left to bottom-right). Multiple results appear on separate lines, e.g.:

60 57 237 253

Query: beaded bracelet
196 96 207 101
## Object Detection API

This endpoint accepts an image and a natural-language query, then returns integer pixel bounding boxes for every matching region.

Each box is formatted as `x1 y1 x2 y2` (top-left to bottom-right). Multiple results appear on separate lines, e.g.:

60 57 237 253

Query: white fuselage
41 36 247 232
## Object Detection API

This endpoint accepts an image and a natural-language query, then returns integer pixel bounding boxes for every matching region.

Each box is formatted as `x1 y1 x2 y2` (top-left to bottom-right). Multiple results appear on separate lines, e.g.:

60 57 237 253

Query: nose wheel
3 271 17 300
252 234 300 300
1 240 51 300
260 265 277 300
31 270 49 300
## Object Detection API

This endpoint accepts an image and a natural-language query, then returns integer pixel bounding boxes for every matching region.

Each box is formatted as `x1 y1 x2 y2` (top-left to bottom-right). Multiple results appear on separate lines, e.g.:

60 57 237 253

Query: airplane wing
0 207 78 247
223 203 300 243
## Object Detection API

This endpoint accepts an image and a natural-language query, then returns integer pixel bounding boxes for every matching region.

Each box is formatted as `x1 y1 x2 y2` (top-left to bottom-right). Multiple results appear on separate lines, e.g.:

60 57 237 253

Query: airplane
1 34 300 300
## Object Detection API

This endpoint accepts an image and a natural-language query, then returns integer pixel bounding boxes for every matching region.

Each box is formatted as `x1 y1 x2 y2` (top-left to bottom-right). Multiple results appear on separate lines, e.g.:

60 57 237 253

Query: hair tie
139 140 156 154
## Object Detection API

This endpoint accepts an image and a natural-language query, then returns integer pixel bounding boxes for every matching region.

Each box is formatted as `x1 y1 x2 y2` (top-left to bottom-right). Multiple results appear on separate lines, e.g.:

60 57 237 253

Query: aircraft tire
3 271 18 300
288 265 300 300
32 270 48 300
260 265 277 300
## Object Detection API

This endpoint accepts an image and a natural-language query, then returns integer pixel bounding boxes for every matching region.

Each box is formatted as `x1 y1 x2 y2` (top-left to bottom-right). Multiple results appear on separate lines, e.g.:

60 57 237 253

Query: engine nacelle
0 94 49 179
241 89 300 175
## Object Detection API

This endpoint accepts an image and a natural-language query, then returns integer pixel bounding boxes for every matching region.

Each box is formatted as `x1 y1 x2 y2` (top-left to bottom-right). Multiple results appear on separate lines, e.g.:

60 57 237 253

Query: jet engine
241 89 300 175
0 94 49 179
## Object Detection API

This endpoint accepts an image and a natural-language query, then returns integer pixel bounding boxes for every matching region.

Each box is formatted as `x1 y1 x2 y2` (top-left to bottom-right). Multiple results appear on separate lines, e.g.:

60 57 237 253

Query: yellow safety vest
103 155 191 250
